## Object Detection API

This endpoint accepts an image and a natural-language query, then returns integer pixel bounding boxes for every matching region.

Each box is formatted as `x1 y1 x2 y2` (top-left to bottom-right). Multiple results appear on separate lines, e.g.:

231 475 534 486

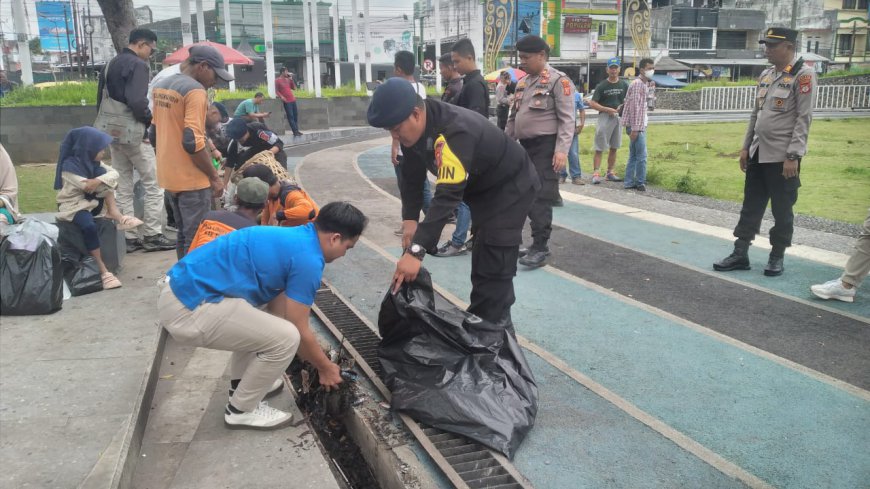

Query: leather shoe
519 248 550 268
764 255 784 276
126 238 143 253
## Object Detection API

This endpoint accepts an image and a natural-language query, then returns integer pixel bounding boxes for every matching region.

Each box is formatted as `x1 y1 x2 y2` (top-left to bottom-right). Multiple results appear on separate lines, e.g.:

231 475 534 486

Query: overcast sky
1 0 414 40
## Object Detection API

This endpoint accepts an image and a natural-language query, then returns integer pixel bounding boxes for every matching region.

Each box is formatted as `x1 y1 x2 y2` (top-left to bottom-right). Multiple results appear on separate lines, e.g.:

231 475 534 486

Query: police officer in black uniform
224 117 288 170
367 78 540 327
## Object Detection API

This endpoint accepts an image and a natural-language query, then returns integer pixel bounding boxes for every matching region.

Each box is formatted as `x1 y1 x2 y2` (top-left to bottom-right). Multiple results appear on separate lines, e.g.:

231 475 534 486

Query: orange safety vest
188 219 236 252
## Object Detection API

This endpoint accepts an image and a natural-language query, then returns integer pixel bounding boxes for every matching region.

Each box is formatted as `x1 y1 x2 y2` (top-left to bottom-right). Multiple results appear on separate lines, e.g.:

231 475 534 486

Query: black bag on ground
56 218 124 274
62 256 103 296
377 269 538 459
1 234 63 316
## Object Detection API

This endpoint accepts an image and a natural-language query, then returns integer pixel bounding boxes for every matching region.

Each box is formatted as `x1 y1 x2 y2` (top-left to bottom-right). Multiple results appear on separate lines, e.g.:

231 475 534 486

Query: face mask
643 70 655 78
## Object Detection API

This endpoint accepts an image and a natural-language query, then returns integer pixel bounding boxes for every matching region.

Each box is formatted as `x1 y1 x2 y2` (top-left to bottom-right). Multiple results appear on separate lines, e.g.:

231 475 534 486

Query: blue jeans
624 129 647 188
283 101 299 134
559 134 581 179
394 159 432 214
451 202 471 246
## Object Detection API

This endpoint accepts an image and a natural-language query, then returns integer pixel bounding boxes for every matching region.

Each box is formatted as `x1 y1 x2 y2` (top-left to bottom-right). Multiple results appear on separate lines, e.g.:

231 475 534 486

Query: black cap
516 35 550 54
759 27 798 44
188 45 234 81
226 118 249 140
366 78 419 128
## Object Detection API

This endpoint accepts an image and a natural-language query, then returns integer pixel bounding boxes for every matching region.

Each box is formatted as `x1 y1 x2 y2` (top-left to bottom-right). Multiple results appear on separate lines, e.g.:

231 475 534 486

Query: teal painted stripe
407 250 870 489
356 145 869 317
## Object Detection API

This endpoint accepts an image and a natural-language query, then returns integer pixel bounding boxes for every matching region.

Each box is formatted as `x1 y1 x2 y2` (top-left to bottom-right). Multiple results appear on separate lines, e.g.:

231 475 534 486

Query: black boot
519 245 550 268
713 239 751 272
764 248 785 276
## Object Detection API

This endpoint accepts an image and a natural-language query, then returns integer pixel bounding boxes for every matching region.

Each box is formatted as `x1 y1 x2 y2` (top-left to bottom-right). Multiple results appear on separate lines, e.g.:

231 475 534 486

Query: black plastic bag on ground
1 228 64 316
62 256 103 296
377 269 538 459
56 219 124 274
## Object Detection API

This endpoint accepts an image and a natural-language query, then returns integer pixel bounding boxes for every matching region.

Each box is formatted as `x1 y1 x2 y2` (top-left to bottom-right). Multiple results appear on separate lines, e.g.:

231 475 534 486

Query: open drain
312 283 534 489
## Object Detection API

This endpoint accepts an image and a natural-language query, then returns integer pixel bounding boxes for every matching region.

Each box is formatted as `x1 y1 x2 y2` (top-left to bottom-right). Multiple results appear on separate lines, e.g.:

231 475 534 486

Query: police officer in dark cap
368 77 540 327
714 27 815 277
506 35 575 268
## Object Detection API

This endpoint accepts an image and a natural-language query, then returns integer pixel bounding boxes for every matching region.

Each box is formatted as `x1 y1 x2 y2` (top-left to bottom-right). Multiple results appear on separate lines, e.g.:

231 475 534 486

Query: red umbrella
162 41 254 66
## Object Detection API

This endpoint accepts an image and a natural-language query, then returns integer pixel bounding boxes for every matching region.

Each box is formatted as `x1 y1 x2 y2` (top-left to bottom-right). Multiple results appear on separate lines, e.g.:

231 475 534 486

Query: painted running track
294 142 870 489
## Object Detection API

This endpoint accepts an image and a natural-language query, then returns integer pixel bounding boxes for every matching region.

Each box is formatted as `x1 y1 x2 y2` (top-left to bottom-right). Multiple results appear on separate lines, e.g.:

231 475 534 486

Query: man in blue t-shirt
158 202 367 430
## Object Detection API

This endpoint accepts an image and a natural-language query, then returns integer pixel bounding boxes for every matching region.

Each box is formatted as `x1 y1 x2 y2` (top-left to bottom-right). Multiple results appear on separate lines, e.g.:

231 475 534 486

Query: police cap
226 118 249 140
759 27 798 44
516 35 550 54
367 78 419 128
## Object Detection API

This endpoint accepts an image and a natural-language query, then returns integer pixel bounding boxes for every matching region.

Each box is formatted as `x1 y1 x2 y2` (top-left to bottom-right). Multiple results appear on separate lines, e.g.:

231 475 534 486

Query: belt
519 134 557 146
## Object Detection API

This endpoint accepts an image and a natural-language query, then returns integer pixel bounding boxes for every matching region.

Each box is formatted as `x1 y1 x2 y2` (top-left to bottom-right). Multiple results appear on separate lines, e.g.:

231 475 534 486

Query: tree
29 38 42 55
96 0 137 54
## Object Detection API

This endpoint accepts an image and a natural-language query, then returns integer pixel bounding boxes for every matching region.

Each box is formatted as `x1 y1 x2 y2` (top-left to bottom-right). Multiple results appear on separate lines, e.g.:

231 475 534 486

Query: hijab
53 127 113 190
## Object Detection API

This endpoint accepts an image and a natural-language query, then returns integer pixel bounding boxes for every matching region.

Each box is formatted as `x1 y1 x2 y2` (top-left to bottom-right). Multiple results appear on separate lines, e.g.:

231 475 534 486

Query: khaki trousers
842 209 870 289
110 141 164 239
158 287 300 412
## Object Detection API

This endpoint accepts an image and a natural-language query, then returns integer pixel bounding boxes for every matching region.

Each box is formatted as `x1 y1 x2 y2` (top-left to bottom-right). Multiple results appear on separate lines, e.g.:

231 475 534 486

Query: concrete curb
283 127 384 148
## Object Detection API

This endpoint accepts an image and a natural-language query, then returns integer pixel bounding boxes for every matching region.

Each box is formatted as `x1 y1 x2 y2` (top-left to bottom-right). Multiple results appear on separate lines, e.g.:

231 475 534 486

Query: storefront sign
564 16 592 33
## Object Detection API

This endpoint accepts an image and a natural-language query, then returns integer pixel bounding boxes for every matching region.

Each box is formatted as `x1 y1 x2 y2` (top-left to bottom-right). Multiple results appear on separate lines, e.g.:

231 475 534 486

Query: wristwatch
405 243 426 261
786 153 800 161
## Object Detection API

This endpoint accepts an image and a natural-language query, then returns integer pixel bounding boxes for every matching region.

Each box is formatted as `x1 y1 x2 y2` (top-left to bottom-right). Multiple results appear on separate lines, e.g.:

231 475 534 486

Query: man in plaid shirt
620 58 655 191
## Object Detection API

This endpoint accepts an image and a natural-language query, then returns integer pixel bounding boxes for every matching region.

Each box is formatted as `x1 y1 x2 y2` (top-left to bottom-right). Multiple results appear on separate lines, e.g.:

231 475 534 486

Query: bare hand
575 124 584 136
82 178 101 193
782 159 799 179
318 362 343 391
552 152 568 173
739 149 749 173
612 106 621 115
391 145 399 166
629 131 639 142
210 177 225 199
401 220 417 249
391 253 422 294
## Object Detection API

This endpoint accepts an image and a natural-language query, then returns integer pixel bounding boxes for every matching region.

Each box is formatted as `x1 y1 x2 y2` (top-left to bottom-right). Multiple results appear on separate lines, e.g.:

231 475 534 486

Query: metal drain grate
312 283 533 489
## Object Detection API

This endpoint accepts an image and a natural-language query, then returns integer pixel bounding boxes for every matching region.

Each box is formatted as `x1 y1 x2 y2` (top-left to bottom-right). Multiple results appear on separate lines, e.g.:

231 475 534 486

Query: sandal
101 272 122 290
116 215 143 231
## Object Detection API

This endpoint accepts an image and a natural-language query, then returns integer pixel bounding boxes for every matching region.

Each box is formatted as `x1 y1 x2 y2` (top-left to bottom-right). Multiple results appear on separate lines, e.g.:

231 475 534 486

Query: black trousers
468 191 535 327
520 135 559 249
733 152 801 248
497 104 510 130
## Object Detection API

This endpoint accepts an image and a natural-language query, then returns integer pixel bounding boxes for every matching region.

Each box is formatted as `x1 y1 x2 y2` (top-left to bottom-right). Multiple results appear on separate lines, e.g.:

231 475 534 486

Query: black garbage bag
377 269 538 459
56 219 123 274
62 256 103 297
1 221 64 316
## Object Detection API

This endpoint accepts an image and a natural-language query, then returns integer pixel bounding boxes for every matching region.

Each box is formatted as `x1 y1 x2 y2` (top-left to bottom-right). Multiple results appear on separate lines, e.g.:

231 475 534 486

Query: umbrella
162 40 254 66
484 67 527 83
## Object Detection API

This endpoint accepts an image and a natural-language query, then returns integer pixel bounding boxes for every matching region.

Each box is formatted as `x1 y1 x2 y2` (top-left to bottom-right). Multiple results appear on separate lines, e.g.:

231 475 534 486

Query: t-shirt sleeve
182 89 209 154
284 254 324 306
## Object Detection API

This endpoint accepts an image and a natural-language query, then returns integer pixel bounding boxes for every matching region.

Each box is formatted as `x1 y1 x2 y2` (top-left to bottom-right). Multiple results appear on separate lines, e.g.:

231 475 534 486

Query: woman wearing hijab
55 126 143 289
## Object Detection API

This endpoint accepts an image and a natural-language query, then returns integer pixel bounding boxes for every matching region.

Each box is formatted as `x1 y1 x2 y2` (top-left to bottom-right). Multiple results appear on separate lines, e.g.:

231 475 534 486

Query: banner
345 16 413 64
564 16 592 34
502 1 541 50
36 1 77 52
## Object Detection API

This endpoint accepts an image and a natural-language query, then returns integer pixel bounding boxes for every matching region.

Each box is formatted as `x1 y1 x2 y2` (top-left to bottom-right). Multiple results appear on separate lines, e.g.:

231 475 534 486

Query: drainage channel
312 282 535 489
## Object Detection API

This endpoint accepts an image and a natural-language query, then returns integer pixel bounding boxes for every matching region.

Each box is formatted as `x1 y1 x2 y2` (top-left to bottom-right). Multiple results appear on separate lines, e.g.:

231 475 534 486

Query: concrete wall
1 96 375 163
655 90 702 111
819 74 870 86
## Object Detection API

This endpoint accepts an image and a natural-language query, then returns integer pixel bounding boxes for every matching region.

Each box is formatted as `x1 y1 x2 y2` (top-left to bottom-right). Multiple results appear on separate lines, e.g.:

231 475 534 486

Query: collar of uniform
416 98 441 152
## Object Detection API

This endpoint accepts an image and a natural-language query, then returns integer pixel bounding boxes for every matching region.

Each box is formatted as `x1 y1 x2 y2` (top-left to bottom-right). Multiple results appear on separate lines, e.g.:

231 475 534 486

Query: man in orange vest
188 177 269 251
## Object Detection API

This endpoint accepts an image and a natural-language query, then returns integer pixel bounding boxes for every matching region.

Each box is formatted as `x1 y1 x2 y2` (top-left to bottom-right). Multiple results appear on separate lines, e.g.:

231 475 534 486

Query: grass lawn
11 119 869 224
576 117 870 225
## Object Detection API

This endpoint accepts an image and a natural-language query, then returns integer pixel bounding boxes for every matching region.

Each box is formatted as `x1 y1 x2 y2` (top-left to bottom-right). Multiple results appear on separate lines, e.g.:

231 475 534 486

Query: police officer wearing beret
367 78 540 327
714 27 816 277
505 35 576 268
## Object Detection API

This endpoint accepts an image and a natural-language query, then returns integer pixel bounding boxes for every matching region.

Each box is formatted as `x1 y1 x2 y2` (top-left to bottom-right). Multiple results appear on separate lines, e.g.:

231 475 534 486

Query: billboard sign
564 16 592 33
503 1 541 49
36 1 77 52
346 17 413 64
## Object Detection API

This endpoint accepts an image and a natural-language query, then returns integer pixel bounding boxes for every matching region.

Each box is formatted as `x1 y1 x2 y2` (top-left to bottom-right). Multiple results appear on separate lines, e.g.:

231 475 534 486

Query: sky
0 0 415 42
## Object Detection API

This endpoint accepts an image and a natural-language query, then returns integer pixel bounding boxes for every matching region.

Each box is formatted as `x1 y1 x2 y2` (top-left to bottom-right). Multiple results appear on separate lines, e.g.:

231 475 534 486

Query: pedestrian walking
150 45 232 259
621 58 656 192
367 78 539 327
98 28 175 253
505 35 575 268
587 57 628 184
713 27 816 277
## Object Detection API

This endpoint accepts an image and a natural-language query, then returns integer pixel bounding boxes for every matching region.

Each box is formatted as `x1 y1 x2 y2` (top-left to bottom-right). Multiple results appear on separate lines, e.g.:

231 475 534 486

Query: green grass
0 81 99 107
680 79 758 92
11 120 870 224
821 66 870 78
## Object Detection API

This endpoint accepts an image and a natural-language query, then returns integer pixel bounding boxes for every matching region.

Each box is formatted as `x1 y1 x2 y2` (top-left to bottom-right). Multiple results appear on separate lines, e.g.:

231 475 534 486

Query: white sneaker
811 279 856 303
224 401 294 430
228 378 284 399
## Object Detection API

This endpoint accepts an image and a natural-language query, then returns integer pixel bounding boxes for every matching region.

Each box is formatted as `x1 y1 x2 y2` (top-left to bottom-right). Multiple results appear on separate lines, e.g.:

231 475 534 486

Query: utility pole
301 0 314 93
180 0 193 46
364 0 372 84
513 0 518 65
222 0 236 91
351 0 361 91
434 0 441 93
309 0 322 97
63 4 75 78
196 0 206 42
332 2 341 88
72 0 84 77
12 0 33 85
790 0 797 30
263 0 276 98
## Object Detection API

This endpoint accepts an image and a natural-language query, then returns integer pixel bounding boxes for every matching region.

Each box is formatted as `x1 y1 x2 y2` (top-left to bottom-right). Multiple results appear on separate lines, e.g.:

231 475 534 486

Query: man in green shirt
234 92 270 122
588 57 629 184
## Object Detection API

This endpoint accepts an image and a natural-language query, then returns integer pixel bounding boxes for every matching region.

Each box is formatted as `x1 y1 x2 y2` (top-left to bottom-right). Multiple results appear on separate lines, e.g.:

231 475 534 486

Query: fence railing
699 85 870 111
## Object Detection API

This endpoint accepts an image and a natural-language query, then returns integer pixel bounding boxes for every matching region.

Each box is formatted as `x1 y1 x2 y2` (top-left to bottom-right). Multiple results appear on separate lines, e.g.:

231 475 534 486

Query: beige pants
842 209 870 289
110 141 164 239
158 287 301 412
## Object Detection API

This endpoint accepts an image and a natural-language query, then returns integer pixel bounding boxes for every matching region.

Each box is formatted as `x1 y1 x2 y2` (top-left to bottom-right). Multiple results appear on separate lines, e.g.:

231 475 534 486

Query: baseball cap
188 45 234 82
236 177 269 205
759 27 798 44
225 118 248 140
607 57 621 67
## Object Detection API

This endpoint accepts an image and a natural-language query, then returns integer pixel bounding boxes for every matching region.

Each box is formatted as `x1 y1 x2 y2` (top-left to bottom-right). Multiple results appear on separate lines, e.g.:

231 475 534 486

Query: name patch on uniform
561 78 572 96
433 135 467 185
798 74 812 95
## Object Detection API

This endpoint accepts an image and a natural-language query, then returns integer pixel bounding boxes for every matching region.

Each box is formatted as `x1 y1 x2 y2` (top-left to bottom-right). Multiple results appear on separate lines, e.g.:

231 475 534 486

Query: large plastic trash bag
1 219 64 315
63 256 103 297
377 268 538 459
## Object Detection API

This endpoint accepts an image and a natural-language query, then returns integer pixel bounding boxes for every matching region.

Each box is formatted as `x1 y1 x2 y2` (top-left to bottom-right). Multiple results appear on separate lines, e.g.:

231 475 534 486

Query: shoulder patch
798 74 812 95
258 130 278 145
561 78 572 96
433 135 467 185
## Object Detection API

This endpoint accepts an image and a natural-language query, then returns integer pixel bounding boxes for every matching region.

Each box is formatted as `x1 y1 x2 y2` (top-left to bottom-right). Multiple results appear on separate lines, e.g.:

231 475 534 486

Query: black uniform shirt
226 122 285 169
97 48 152 125
456 70 490 118
401 99 540 251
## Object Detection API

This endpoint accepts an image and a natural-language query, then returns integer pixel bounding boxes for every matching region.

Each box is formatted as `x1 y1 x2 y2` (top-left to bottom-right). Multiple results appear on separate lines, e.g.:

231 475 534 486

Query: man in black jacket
450 39 489 118
98 28 174 253
224 118 288 171
368 78 539 328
